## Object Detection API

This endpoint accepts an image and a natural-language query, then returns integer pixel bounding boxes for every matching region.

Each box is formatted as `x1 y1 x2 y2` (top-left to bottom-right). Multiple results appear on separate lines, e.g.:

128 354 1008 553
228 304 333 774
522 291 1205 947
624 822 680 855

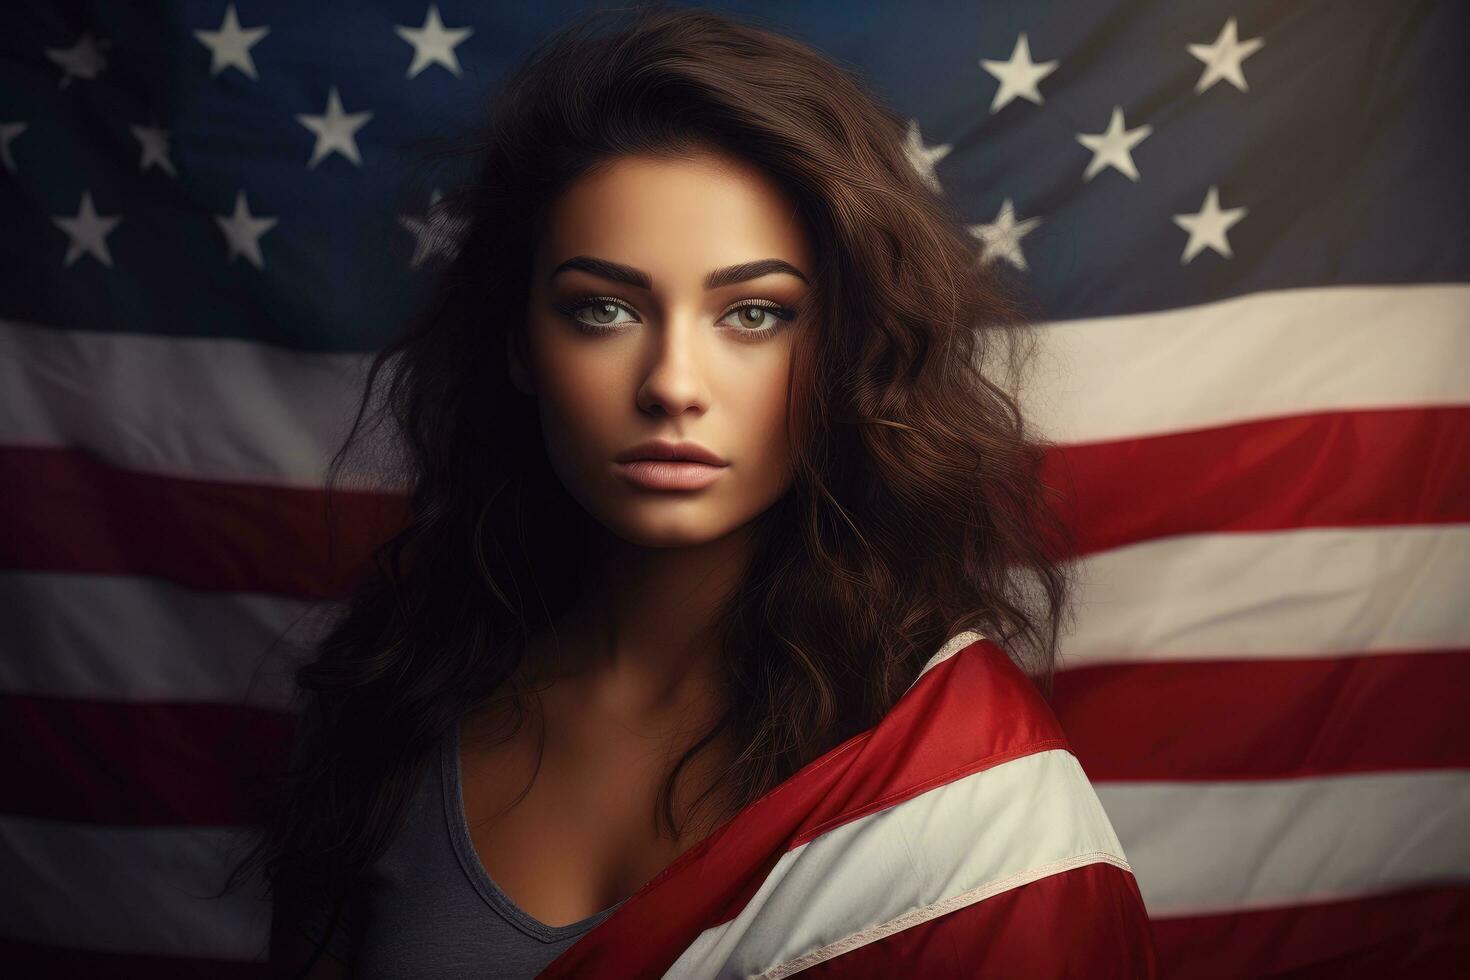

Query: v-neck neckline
442 721 627 943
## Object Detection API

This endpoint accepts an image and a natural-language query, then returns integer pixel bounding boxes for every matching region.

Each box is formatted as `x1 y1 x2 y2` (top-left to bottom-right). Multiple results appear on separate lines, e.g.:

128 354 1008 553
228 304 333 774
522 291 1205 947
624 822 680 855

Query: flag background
3 0 1467 975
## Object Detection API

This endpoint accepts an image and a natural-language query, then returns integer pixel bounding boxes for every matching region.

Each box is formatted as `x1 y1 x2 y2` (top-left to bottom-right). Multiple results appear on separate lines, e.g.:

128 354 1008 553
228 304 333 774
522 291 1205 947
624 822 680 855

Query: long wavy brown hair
223 0 1074 965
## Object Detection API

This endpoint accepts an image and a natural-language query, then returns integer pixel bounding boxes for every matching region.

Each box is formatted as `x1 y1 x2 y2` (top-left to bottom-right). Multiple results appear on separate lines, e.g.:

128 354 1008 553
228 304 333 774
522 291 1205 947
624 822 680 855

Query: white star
967 198 1043 272
903 119 952 195
194 4 270 81
52 190 122 268
215 190 278 269
296 87 373 169
399 189 467 267
1 121 26 173
1075 106 1152 182
1188 17 1264 94
395 4 474 79
1172 185 1247 264
45 33 109 89
129 122 176 177
979 33 1059 114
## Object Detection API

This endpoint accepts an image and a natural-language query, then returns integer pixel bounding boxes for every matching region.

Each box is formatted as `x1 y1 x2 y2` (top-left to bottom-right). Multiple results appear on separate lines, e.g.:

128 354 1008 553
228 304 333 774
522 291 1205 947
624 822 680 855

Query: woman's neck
525 519 754 725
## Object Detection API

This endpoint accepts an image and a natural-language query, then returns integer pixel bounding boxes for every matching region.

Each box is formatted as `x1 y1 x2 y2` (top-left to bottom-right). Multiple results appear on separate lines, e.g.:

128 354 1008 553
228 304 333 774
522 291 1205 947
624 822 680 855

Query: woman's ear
507 329 535 396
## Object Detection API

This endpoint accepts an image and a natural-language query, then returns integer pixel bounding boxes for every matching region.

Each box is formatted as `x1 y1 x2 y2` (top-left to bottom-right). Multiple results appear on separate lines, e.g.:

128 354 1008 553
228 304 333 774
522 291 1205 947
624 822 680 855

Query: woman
225 4 1157 977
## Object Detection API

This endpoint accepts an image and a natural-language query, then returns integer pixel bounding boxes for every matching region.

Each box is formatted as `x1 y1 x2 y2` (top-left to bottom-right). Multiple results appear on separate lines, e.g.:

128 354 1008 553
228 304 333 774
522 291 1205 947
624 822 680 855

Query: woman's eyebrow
550 255 810 290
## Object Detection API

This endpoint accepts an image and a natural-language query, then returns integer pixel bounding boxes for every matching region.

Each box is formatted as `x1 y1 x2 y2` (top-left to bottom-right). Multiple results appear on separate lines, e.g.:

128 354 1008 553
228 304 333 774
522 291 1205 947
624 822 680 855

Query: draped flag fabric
537 632 1156 978
2 1 1467 977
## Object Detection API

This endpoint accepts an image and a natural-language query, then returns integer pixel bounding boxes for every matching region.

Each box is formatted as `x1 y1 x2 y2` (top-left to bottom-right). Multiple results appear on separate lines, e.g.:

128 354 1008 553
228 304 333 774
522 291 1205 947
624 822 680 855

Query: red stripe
1150 885 1470 979
539 638 1072 978
1051 650 1470 781
0 445 406 598
797 862 1157 979
6 408 1465 596
1044 406 1470 557
0 939 265 980
0 694 293 825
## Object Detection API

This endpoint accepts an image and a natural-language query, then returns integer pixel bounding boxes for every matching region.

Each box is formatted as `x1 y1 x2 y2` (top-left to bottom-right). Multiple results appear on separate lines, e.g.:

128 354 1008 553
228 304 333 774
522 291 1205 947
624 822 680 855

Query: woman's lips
614 459 727 491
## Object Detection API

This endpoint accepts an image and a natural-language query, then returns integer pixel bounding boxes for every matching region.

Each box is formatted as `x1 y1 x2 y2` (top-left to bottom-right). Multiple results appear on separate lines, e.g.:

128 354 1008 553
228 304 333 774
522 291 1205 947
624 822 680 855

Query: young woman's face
517 150 814 548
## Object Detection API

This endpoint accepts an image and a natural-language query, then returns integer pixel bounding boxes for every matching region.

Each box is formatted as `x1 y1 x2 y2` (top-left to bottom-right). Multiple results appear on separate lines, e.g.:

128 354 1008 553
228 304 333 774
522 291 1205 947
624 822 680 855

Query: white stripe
0 817 269 960
1016 282 1470 445
1097 769 1470 918
6 284 1466 490
1060 524 1470 668
664 748 1129 979
0 319 398 490
904 629 985 692
0 571 318 708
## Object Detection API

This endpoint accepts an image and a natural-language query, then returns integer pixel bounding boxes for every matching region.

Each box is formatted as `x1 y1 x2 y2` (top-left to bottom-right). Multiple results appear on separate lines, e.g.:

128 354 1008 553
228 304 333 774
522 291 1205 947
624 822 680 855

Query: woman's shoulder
873 633 1139 907
807 632 1156 973
901 630 1070 758
817 632 1121 871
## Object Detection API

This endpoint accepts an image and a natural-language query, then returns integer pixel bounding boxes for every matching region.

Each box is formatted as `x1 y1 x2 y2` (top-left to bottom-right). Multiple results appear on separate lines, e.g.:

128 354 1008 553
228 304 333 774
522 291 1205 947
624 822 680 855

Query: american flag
2 0 1466 976
534 631 1158 977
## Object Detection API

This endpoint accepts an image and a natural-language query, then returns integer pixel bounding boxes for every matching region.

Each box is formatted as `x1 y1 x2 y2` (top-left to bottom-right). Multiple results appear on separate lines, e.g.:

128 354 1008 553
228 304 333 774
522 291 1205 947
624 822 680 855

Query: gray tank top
299 722 626 977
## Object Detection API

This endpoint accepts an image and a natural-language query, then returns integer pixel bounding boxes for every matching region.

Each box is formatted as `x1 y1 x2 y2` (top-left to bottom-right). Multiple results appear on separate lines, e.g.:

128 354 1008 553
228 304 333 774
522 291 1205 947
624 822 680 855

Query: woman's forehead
535 152 813 280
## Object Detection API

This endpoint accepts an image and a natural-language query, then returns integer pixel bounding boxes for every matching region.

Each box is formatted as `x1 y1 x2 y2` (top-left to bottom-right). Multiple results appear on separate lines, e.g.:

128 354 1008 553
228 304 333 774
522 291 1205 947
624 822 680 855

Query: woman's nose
636 311 710 416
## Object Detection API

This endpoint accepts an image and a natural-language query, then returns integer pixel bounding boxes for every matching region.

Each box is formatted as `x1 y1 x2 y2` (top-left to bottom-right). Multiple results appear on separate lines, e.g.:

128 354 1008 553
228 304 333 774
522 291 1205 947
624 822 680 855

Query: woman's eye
719 303 797 335
567 299 638 330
